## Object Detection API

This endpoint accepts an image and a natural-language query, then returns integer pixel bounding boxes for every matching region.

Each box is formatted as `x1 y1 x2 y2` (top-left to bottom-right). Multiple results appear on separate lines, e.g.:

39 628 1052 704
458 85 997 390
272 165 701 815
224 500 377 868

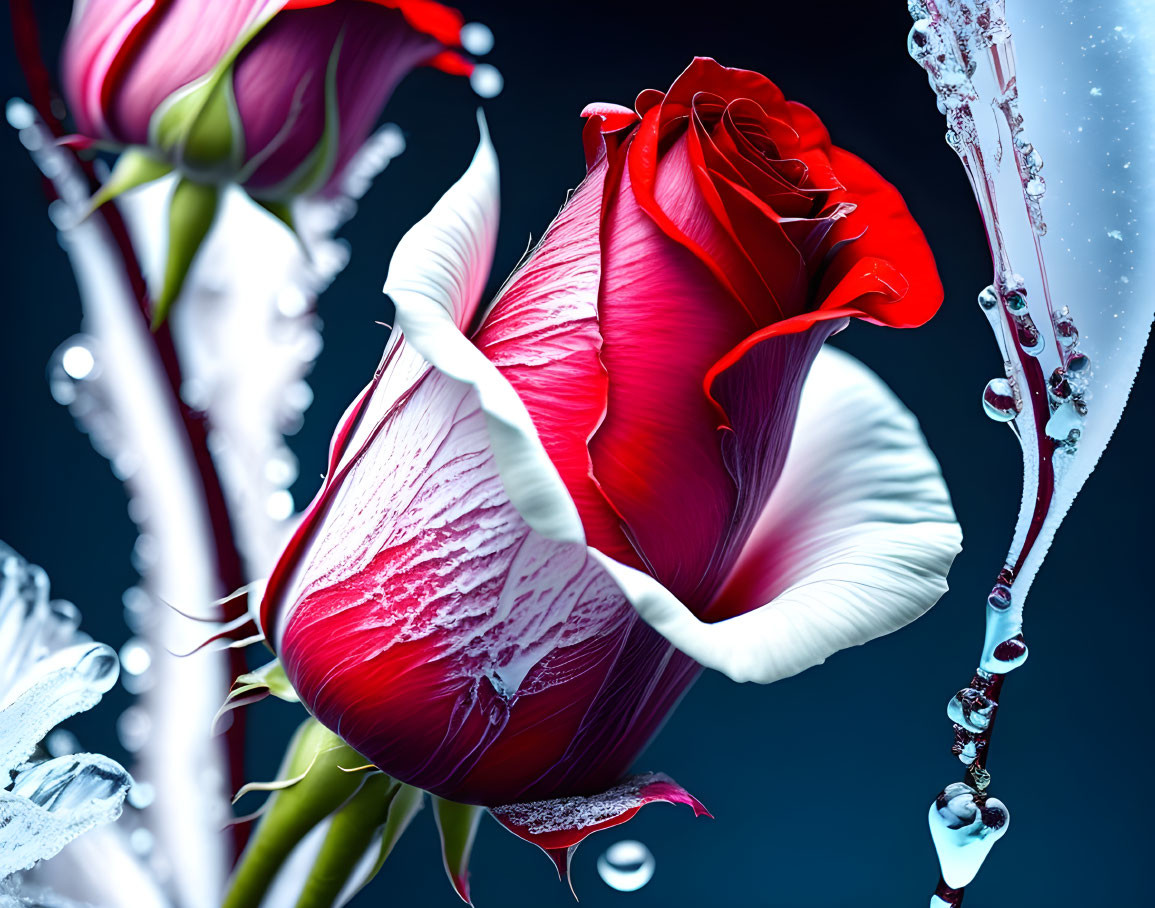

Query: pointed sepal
222 718 368 908
490 773 710 896
83 148 172 218
343 783 424 901
214 659 299 734
254 198 297 234
153 177 221 329
433 796 484 905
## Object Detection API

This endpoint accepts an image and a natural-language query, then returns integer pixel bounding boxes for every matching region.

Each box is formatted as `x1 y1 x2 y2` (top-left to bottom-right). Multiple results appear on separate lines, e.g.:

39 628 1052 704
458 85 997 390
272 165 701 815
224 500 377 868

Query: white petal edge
592 346 963 684
381 112 584 545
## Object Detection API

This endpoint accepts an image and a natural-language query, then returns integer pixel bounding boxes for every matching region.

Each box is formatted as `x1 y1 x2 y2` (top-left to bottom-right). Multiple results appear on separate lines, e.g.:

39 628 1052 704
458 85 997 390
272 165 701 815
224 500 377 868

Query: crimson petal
490 773 709 890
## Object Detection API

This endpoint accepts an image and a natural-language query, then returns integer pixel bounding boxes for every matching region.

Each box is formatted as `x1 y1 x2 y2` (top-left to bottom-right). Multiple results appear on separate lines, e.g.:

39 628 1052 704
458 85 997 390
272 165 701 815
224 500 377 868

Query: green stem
294 774 399 908
222 720 364 908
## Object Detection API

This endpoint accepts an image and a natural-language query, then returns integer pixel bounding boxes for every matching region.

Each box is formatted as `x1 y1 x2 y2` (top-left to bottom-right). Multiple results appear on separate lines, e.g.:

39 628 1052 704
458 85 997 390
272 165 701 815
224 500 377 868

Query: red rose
260 58 959 864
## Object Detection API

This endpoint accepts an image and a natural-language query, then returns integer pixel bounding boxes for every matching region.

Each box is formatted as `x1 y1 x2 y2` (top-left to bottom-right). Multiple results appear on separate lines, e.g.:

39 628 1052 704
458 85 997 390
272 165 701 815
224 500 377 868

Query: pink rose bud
61 0 473 323
259 60 962 862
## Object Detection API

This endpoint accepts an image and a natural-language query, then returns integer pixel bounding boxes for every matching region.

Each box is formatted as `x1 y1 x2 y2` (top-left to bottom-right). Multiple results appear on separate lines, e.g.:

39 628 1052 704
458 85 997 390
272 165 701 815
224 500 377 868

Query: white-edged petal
381 113 583 545
594 347 962 684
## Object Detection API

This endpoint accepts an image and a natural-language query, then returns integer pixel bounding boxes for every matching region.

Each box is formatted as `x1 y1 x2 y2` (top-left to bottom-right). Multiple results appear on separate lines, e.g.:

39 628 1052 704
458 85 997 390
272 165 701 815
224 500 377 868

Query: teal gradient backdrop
2 2 1151 905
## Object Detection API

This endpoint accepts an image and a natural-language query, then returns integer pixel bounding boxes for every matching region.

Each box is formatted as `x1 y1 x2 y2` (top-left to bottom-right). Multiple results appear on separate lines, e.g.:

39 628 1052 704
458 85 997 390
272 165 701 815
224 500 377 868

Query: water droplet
987 583 1012 611
45 729 81 758
470 64 503 99
1025 147 1044 171
1090 86 1103 97
266 489 294 521
1025 177 1046 199
60 344 95 380
460 22 494 55
977 285 999 310
948 688 995 733
597 840 655 892
1107 228 1124 242
1066 352 1091 375
6 98 35 130
1004 291 1027 312
276 286 309 318
991 635 1029 670
928 783 1010 888
128 780 155 809
77 644 119 693
1045 398 1085 444
118 638 152 694
117 706 151 752
951 725 985 765
908 19 932 56
1015 317 1044 355
982 378 1018 422
264 451 298 487
1048 368 1072 399
131 827 154 855
1054 317 1079 347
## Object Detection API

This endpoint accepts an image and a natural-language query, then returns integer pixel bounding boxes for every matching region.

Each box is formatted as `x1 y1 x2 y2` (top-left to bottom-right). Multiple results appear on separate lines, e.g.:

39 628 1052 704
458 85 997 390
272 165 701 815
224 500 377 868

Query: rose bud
258 59 962 875
61 0 475 324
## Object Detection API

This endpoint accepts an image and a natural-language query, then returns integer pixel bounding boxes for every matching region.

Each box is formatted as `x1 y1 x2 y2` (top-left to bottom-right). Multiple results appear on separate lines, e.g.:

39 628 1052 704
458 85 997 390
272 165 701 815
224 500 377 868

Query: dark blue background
3 2 1151 905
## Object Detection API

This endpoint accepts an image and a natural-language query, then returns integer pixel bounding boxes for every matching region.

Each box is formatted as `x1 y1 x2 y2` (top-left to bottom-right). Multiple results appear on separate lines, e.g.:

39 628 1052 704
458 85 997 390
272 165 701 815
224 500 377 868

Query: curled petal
0 754 133 877
594 347 961 683
380 113 584 545
490 773 709 889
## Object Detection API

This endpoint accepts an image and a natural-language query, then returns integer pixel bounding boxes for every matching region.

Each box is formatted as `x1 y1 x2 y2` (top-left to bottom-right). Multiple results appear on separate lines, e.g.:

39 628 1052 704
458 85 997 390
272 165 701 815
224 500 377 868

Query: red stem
10 0 248 860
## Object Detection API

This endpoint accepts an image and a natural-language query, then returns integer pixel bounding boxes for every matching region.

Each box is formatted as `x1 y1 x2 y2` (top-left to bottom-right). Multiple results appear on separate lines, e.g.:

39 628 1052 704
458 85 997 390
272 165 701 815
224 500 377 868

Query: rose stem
9 0 251 860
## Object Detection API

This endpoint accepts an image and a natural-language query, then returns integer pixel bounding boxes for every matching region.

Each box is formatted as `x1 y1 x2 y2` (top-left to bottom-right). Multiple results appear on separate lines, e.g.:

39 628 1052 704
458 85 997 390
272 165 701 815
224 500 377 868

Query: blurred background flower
61 0 479 323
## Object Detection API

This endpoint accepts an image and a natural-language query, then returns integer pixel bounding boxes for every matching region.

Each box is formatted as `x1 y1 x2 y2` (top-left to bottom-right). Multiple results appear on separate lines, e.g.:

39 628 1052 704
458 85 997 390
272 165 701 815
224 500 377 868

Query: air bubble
597 840 655 892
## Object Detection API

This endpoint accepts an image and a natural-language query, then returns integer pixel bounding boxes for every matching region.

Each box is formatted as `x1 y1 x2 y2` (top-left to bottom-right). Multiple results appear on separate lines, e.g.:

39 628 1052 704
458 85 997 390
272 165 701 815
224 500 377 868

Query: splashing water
908 0 1155 896
597 840 656 892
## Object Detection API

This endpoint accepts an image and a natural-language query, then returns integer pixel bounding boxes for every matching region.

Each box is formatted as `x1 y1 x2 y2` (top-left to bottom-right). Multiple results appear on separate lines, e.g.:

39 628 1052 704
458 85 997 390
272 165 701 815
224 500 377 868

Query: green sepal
222 719 368 908
432 796 485 906
147 3 280 177
83 148 172 218
152 178 221 329
182 75 243 173
255 198 295 232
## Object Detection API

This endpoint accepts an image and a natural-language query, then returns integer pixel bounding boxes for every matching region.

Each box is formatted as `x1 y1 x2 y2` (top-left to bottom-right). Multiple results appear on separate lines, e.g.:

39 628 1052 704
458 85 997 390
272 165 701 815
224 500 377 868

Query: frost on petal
597 347 961 683
908 0 1155 655
0 544 118 775
0 755 133 878
380 116 585 545
490 773 709 883
274 345 695 804
0 544 131 881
